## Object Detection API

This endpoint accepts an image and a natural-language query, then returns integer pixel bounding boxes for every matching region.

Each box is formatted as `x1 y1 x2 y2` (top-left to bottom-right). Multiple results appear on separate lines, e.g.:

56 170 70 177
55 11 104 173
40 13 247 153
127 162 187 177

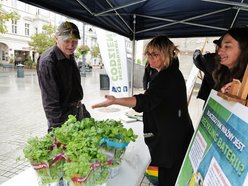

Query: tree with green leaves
91 45 100 59
78 44 90 56
91 45 102 66
0 4 19 33
28 24 56 54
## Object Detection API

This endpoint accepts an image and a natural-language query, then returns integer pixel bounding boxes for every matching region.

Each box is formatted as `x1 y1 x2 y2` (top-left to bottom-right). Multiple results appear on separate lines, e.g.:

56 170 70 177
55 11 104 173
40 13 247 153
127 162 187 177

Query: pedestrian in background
92 35 194 186
37 21 90 132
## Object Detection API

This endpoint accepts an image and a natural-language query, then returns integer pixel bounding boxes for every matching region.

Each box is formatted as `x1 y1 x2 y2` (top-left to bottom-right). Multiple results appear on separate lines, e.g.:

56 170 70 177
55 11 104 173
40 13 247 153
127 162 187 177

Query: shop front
14 50 30 65
0 42 9 64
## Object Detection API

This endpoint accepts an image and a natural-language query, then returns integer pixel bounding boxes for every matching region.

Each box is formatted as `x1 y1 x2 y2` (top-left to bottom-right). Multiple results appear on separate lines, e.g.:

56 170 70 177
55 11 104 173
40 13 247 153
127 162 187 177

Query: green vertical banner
176 90 248 186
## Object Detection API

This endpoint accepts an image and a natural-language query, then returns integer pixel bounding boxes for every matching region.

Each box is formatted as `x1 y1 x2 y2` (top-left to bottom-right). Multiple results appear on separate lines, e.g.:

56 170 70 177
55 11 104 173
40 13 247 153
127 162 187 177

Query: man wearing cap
192 38 221 103
37 21 90 132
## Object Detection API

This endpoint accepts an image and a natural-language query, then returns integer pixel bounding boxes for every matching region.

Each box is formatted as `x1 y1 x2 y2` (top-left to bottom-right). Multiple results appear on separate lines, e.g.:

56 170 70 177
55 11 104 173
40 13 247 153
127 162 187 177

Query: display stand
186 65 200 105
176 65 248 186
176 90 248 186
217 65 248 106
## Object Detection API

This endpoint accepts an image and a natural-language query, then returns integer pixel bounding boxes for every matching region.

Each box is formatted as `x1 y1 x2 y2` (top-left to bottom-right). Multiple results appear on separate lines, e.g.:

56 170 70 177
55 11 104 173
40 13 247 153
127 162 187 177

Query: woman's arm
92 95 137 108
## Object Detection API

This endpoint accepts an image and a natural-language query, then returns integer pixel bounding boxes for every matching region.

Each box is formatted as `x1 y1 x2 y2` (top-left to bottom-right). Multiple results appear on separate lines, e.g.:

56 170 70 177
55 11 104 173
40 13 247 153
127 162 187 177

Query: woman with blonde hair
92 35 194 186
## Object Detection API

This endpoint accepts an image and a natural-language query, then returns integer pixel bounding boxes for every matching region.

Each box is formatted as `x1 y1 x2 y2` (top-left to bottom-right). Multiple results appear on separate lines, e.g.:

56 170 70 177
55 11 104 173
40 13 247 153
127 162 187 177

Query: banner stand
176 90 248 186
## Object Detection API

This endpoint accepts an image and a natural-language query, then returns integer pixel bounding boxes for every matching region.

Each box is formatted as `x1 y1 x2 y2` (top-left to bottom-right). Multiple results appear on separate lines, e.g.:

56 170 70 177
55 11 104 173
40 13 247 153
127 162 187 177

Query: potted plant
23 116 138 186
23 134 64 185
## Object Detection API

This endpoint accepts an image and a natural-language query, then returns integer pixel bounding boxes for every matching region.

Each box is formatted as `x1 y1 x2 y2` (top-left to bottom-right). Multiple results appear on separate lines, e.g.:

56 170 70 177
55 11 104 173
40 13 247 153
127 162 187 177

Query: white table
1 121 151 186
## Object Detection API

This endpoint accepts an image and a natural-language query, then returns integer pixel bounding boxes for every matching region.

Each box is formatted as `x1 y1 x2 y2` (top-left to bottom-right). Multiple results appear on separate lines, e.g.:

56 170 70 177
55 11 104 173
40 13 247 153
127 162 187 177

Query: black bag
81 103 91 118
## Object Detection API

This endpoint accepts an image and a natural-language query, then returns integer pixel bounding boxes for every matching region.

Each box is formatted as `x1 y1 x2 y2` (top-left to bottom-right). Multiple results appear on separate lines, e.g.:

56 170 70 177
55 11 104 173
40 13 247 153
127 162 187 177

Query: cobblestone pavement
0 63 203 185
0 67 111 184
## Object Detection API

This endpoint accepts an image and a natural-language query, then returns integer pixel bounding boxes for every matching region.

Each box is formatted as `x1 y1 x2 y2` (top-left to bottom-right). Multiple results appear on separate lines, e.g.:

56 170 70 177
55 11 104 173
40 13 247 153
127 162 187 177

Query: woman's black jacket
133 61 194 167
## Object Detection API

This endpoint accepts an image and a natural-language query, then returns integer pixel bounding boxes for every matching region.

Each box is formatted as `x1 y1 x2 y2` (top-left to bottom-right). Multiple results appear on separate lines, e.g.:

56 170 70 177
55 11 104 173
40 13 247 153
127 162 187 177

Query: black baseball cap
213 38 221 46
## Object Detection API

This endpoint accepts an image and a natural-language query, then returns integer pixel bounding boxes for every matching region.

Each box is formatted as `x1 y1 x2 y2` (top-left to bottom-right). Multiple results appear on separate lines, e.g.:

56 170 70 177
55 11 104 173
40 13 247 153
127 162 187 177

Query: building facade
0 0 98 65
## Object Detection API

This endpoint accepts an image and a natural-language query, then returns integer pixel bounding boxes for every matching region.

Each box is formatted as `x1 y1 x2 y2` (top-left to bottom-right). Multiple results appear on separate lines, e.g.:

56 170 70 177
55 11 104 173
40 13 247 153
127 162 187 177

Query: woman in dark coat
92 35 194 186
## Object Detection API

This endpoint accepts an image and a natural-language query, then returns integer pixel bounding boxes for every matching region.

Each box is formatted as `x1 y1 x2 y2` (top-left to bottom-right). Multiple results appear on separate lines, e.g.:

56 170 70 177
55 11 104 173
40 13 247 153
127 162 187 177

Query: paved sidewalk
0 65 203 185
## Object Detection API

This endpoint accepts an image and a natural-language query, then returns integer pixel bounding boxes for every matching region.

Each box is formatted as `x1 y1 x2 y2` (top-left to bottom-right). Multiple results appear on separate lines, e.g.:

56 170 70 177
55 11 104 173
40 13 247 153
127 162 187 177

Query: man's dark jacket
37 45 84 128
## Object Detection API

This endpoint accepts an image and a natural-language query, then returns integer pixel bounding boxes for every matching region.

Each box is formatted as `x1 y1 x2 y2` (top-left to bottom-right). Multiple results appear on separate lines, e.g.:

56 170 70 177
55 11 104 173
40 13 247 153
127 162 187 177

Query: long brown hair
212 27 248 90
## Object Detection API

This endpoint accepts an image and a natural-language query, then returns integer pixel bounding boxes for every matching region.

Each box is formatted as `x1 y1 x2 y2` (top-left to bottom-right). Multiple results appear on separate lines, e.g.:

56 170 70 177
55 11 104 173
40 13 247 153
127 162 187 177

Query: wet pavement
0 62 204 185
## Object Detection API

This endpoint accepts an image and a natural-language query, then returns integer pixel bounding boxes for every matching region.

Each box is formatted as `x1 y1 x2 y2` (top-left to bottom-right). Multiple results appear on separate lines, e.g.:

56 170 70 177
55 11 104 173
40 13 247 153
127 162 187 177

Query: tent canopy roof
18 0 248 40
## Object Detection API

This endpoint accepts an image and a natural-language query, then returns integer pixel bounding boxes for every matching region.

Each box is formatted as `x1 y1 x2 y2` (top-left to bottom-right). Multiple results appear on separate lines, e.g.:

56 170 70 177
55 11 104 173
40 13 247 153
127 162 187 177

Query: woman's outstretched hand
92 95 116 109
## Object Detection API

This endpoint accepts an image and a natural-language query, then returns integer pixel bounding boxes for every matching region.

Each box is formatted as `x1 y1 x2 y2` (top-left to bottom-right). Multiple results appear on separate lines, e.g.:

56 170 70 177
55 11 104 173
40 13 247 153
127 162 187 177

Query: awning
17 0 248 40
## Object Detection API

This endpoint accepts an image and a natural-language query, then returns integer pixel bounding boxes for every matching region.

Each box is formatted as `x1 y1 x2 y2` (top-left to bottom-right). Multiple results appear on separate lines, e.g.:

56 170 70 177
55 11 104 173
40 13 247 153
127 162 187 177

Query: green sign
176 90 248 186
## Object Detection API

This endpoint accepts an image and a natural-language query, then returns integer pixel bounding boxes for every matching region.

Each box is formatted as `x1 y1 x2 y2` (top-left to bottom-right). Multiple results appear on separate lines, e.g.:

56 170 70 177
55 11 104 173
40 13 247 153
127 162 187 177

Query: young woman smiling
213 27 248 93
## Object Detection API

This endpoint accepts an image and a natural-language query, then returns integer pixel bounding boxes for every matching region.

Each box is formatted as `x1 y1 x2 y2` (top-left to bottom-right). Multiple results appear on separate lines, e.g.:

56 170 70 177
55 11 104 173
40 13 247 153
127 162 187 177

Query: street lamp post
79 23 86 77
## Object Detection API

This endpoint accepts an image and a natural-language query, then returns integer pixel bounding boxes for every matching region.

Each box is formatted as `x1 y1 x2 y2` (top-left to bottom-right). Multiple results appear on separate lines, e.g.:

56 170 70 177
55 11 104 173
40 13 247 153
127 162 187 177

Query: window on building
36 9 40 15
12 20 17 34
35 27 38 34
25 23 30 36
11 0 17 8
24 3 29 12
2 52 5 61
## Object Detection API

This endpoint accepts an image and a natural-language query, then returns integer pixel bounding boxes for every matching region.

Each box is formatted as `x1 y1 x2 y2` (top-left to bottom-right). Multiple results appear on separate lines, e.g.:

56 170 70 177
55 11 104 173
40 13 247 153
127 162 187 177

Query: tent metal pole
135 8 230 34
95 0 147 16
230 0 244 27
131 14 136 96
202 0 248 9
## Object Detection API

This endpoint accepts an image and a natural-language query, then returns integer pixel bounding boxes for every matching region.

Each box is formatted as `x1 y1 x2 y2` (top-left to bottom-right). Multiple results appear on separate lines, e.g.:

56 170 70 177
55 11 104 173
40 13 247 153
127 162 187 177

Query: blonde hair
145 35 179 69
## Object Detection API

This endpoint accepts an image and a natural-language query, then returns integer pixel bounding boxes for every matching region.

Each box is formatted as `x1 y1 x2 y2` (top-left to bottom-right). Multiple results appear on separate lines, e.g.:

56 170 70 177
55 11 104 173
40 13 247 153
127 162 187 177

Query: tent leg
131 14 136 96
